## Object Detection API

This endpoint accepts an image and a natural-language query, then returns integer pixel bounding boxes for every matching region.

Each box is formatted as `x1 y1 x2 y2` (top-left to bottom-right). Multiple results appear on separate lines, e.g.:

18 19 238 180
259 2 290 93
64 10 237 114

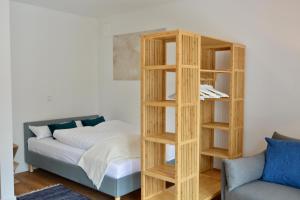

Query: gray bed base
24 115 141 199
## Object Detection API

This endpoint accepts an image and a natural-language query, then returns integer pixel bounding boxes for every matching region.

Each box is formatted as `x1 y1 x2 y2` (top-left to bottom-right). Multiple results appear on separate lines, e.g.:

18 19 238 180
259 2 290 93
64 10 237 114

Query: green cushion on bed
48 121 77 134
81 116 105 127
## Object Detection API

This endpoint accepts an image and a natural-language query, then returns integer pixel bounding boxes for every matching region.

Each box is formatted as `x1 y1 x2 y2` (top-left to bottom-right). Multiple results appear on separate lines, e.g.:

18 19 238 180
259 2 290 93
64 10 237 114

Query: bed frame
24 115 140 200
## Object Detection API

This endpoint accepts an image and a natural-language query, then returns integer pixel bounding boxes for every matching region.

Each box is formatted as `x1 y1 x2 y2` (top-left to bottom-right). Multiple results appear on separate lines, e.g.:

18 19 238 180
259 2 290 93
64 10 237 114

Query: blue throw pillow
48 121 77 134
81 116 105 127
262 138 300 189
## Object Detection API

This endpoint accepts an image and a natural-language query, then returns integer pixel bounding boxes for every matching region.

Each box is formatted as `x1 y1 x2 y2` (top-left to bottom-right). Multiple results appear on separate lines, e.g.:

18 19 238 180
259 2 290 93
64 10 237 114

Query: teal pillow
48 121 77 135
81 116 105 127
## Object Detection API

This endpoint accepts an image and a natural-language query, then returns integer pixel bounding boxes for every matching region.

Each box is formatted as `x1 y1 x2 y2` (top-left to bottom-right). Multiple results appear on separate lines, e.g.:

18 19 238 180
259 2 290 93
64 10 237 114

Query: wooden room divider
141 29 245 200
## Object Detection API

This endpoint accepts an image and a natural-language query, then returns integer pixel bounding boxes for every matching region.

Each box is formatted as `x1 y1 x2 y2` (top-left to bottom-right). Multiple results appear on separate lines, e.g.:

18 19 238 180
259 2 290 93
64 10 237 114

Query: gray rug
17 184 90 200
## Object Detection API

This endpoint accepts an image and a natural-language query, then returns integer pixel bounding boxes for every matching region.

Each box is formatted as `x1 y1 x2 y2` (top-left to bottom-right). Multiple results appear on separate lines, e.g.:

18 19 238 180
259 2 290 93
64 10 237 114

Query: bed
24 115 141 200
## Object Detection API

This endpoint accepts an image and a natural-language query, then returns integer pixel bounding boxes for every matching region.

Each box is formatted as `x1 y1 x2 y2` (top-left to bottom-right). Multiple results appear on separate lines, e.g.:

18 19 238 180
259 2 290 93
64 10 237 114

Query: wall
11 2 99 172
98 0 300 156
0 0 15 199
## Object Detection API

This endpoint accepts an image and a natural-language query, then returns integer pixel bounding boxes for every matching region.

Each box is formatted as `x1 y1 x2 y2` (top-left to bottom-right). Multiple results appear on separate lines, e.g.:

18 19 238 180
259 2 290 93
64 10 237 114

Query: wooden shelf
144 65 176 71
148 186 175 200
148 170 221 200
147 170 221 200
144 100 176 107
201 147 229 159
200 78 215 81
201 169 221 181
201 69 231 73
202 44 231 51
144 164 175 183
143 30 178 41
202 122 229 130
145 133 176 144
199 169 221 200
202 97 230 102
144 100 198 107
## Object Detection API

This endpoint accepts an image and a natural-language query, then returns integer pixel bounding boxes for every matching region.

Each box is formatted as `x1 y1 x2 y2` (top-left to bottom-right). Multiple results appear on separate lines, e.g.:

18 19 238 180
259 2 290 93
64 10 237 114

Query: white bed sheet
28 137 140 179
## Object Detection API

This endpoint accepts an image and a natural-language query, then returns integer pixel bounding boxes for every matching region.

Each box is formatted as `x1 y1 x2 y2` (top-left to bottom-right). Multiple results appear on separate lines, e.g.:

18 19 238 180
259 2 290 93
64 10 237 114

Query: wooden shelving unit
201 147 229 159
144 133 176 144
141 29 245 200
141 30 201 200
200 36 245 172
202 122 230 130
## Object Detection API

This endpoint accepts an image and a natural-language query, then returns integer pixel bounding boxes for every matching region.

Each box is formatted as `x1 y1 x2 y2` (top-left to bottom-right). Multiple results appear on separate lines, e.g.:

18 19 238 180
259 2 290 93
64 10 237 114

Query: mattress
28 137 140 179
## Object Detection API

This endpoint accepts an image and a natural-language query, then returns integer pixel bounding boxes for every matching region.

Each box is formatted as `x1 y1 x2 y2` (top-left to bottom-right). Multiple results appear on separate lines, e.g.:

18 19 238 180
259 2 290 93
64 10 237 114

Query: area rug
17 184 90 200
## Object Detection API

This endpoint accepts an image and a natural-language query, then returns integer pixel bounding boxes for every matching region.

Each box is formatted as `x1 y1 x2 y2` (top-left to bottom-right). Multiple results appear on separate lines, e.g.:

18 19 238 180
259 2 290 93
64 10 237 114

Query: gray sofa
221 132 300 200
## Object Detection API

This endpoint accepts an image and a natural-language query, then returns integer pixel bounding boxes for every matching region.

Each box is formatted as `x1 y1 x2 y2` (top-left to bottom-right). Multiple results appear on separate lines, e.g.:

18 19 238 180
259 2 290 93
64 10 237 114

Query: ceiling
12 0 175 18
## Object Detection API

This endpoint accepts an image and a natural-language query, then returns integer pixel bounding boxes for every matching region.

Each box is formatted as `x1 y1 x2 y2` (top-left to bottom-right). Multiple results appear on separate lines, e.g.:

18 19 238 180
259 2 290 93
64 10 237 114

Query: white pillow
75 120 83 127
29 125 52 139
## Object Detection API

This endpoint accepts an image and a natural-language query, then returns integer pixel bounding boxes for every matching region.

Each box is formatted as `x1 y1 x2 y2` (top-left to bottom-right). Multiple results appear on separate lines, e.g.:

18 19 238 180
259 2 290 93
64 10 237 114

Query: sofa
221 132 300 200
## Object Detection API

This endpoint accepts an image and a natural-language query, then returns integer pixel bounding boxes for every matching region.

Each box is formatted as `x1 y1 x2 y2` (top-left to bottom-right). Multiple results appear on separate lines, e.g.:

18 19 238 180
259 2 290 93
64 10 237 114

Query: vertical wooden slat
140 36 146 200
176 31 182 200
179 33 200 200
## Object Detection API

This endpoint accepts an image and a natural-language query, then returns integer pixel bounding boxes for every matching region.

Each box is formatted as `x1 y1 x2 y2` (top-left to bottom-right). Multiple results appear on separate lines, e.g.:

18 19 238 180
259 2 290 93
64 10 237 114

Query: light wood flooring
15 169 140 200
15 169 221 200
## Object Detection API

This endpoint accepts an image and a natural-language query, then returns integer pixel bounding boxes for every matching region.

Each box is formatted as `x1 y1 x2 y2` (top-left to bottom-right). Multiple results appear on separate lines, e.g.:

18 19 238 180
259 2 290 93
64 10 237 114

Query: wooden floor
15 169 221 200
15 169 140 200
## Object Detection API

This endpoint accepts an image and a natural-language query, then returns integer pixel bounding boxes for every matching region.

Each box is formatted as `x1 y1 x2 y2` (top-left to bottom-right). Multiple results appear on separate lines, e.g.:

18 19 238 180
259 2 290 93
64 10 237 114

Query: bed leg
115 197 120 200
28 164 34 173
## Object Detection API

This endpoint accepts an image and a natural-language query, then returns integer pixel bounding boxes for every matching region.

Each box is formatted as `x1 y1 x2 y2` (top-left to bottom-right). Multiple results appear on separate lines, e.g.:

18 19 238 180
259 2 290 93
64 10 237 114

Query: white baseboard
1 195 16 200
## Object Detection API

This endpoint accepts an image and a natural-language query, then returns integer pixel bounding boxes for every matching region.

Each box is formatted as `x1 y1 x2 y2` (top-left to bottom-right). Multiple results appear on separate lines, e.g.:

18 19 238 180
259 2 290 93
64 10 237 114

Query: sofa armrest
222 152 265 193
221 161 228 200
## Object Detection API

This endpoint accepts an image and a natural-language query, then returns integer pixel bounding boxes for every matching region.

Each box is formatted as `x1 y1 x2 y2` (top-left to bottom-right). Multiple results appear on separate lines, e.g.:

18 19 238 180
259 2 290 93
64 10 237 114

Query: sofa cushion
262 138 300 189
227 180 300 200
224 152 265 191
272 132 300 141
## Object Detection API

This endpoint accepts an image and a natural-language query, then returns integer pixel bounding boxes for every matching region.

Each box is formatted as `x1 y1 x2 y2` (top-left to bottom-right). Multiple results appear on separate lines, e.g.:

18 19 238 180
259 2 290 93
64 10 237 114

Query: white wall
0 0 15 199
8 0 300 176
10 2 99 172
98 0 300 156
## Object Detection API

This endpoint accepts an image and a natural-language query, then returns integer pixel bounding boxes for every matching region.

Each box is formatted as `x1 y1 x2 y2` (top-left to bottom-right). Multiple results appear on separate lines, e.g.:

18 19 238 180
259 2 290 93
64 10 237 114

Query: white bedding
53 120 139 150
28 137 84 164
28 137 140 179
78 134 140 189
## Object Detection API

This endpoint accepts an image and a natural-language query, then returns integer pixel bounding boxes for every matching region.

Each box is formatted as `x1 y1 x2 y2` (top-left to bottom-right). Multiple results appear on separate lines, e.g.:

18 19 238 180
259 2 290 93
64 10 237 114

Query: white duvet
53 120 139 150
78 134 140 189
53 120 141 188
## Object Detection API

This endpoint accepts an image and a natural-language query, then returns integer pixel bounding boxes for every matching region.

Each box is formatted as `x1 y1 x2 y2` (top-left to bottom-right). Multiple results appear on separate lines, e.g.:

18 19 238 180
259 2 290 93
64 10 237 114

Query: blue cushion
81 116 105 127
48 121 77 134
262 138 300 189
